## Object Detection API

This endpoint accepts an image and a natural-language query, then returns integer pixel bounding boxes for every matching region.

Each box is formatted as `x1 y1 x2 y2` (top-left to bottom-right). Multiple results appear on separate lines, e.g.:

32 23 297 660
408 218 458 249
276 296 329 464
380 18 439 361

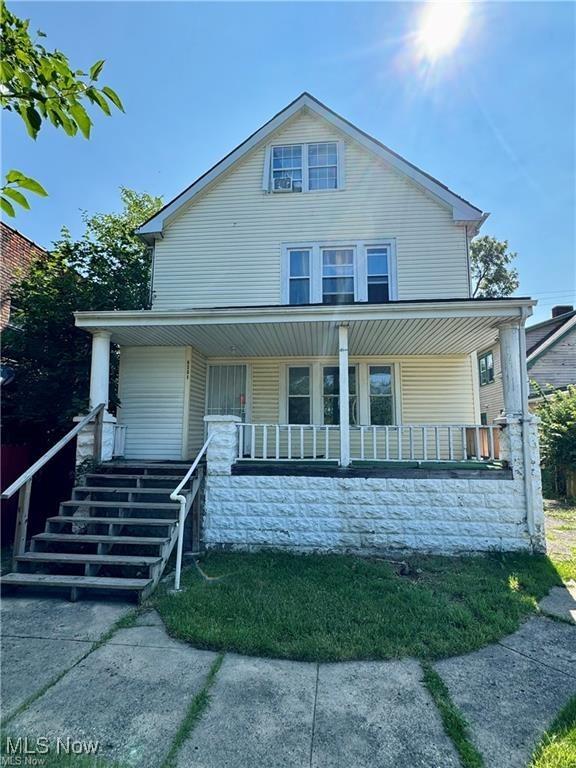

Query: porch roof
75 297 535 357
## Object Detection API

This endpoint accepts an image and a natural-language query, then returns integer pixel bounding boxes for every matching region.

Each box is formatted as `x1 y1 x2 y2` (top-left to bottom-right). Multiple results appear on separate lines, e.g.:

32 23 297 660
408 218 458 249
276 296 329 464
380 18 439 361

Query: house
1 94 546 600
0 222 46 330
478 305 576 423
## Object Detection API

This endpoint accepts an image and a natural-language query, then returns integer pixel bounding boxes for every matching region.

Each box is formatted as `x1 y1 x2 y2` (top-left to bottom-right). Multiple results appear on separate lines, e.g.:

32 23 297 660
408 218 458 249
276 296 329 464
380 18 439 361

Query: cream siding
187 346 207 458
117 346 187 459
152 111 470 310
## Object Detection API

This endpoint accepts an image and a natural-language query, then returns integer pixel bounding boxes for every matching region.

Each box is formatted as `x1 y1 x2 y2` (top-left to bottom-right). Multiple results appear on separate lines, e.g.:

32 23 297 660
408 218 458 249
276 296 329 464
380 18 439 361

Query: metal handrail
2 403 105 500
170 432 214 591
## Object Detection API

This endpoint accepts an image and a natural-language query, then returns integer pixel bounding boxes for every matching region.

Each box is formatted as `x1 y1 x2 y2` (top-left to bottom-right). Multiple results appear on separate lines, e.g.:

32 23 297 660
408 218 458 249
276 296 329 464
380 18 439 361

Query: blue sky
4 1 575 323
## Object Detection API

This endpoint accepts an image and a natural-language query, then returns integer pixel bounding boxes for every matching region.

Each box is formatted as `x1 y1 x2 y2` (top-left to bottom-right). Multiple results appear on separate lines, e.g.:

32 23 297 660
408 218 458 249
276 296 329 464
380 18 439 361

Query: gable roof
527 312 576 367
137 92 487 242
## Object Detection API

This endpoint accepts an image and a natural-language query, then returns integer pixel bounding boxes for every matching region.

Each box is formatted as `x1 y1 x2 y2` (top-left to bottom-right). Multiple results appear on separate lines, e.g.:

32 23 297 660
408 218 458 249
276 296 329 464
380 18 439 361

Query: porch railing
238 424 340 461
237 423 500 463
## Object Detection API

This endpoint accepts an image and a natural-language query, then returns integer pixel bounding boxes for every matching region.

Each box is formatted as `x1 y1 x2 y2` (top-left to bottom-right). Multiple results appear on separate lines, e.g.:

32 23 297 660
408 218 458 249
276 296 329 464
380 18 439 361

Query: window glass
272 145 303 191
322 366 357 425
369 366 394 425
479 352 494 386
308 143 338 190
322 249 354 304
367 246 389 303
288 367 311 423
288 250 310 304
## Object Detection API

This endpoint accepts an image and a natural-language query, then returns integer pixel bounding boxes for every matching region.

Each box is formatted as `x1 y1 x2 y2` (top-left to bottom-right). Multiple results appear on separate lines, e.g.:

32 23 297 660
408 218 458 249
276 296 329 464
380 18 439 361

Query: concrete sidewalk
1 594 575 768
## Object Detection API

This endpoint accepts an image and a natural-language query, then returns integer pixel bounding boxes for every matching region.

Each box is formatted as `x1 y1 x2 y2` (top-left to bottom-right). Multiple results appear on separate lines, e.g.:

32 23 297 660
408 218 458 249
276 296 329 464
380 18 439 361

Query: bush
537 385 576 498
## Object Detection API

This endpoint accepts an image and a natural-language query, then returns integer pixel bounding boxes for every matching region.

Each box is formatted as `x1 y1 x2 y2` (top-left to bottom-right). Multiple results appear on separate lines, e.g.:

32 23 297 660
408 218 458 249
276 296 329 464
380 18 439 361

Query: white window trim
281 239 397 305
280 360 399 426
264 141 345 193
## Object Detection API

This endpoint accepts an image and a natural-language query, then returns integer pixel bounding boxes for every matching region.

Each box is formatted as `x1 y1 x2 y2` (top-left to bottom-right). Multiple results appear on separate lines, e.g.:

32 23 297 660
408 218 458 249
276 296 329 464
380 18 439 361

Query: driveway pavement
1 592 575 768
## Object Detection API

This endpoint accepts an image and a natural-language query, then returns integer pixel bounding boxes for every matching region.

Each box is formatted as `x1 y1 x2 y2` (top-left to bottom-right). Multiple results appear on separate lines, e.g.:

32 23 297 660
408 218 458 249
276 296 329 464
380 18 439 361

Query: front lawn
153 550 561 662
529 695 576 768
545 501 576 582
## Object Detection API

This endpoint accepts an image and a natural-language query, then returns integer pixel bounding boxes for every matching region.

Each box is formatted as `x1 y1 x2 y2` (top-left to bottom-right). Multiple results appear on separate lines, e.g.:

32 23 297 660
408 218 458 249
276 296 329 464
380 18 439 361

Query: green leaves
1 4 124 210
1 170 48 216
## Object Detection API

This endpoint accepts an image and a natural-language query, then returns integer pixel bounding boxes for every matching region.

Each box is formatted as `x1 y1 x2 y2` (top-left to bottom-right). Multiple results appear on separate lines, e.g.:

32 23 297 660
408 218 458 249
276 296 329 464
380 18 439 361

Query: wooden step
34 533 169 545
73 486 174 495
16 552 162 566
61 500 178 509
48 516 177 526
85 474 185 482
1 572 151 591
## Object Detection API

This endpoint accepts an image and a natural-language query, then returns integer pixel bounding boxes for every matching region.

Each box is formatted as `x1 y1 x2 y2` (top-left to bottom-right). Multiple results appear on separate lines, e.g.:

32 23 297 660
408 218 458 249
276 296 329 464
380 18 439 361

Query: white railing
236 423 500 463
1 403 106 565
112 424 127 457
237 423 340 461
349 424 500 463
170 433 214 591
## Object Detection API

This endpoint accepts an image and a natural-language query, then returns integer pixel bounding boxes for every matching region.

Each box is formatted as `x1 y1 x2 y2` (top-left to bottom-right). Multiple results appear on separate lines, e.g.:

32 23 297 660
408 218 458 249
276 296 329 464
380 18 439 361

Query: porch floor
232 459 511 479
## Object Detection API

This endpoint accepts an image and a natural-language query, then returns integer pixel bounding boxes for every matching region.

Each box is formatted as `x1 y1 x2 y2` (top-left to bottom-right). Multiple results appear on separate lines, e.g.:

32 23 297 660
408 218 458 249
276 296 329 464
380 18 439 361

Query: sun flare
416 1 471 61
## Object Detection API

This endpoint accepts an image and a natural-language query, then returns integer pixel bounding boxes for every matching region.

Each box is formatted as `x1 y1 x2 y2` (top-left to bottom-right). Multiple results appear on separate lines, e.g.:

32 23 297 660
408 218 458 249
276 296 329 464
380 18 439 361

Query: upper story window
265 142 343 193
322 248 354 304
282 240 396 306
479 350 494 386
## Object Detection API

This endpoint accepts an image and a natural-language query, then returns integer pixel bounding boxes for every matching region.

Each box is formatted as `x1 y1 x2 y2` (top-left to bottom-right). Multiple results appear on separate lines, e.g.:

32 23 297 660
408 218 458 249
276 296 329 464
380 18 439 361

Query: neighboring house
478 305 576 423
0 222 45 329
1 94 547 600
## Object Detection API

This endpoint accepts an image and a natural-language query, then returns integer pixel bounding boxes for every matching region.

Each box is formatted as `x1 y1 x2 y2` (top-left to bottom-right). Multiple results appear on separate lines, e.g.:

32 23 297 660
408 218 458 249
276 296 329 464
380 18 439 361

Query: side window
369 366 394 425
366 246 389 303
288 249 311 304
479 351 494 386
287 367 311 424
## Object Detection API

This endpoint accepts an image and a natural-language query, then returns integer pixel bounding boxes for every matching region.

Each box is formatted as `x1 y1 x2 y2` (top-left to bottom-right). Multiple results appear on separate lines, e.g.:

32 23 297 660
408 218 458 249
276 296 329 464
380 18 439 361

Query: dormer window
265 142 343 193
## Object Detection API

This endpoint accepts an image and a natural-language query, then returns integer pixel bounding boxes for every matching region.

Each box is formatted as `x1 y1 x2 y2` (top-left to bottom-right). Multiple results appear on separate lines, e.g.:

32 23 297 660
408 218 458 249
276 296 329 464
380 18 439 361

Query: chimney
552 305 574 318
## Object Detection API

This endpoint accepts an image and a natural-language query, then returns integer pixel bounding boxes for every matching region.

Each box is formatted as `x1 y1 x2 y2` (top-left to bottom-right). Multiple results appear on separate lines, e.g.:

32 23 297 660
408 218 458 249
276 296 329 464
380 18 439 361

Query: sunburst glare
416 1 472 62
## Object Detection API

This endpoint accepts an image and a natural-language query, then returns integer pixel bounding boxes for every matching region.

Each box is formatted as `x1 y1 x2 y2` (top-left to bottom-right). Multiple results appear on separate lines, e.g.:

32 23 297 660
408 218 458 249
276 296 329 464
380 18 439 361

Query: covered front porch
76 298 532 470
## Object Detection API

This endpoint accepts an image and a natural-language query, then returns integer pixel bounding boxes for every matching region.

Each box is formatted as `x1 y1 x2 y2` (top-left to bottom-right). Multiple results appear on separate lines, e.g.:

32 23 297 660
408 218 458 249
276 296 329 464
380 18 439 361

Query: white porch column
338 324 350 467
498 323 523 417
204 415 241 475
89 330 111 409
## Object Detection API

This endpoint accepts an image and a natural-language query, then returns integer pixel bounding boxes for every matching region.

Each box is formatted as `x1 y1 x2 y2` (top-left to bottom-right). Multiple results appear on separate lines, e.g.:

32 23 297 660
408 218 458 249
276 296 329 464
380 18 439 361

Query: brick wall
1 222 47 328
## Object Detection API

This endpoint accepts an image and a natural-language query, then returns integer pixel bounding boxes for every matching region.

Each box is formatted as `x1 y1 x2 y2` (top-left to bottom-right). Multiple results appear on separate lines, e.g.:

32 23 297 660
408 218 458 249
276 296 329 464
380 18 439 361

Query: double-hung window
288 249 311 304
322 248 355 304
366 246 390 303
308 143 338 190
272 145 303 192
479 351 494 386
287 367 311 424
322 366 358 425
369 366 394 425
268 142 340 192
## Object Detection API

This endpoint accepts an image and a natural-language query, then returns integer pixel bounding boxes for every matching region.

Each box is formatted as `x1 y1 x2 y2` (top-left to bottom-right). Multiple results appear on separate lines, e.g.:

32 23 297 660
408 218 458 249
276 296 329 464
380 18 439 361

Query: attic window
265 142 343 193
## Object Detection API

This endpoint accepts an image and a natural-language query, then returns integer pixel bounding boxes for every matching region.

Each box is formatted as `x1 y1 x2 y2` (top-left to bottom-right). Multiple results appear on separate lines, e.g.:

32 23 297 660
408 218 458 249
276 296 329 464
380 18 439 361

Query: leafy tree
0 1 123 215
470 235 519 298
2 189 162 446
537 385 576 498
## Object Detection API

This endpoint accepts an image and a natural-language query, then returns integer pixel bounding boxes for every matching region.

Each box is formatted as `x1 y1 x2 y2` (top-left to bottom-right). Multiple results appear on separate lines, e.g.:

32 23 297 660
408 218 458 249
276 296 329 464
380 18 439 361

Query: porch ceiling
75 299 534 357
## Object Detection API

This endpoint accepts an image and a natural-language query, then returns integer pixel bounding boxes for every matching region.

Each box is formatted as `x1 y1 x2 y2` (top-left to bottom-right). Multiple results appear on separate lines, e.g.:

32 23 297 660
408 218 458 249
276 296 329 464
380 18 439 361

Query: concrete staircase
1 462 192 601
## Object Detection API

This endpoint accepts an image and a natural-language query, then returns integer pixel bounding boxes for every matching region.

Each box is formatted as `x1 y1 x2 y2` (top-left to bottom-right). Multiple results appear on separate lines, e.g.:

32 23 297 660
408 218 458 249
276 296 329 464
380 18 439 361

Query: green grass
152 550 562 662
421 662 484 768
529 696 576 768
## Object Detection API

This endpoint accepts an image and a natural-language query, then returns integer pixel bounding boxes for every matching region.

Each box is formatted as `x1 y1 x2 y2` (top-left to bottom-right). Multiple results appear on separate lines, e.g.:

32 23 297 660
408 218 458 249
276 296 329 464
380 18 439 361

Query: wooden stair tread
16 552 161 565
62 500 178 509
74 486 174 494
34 532 169 544
48 516 176 526
85 474 185 482
1 573 151 590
